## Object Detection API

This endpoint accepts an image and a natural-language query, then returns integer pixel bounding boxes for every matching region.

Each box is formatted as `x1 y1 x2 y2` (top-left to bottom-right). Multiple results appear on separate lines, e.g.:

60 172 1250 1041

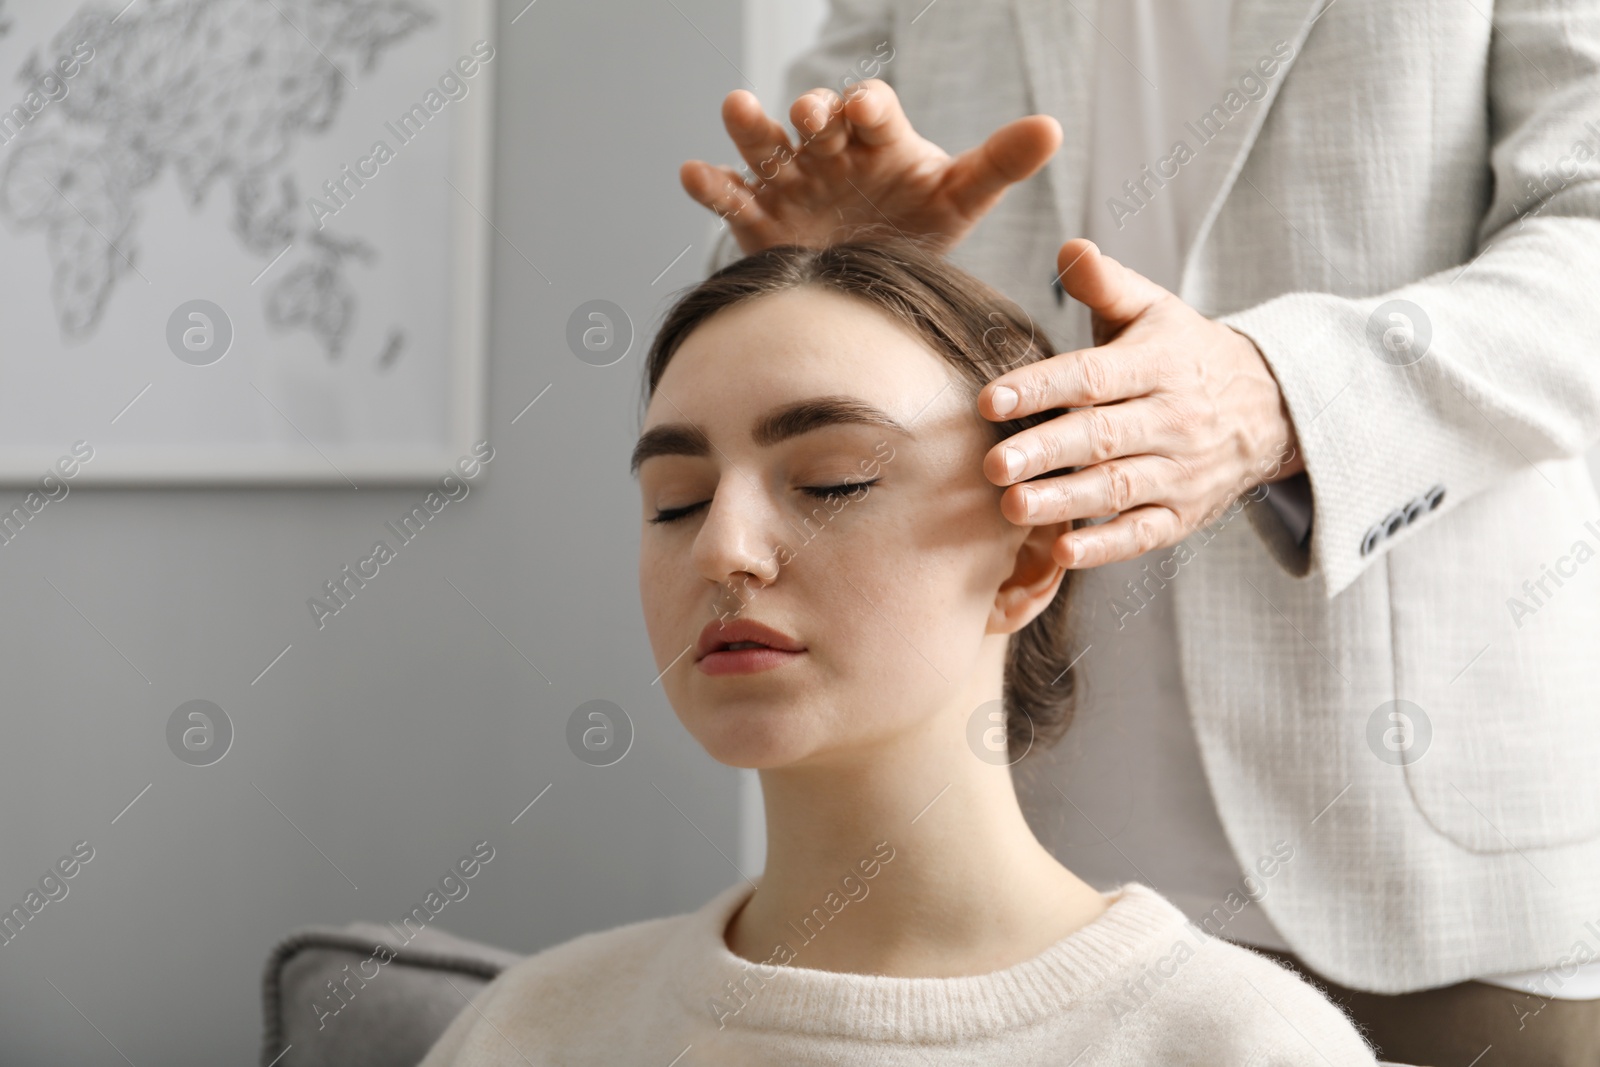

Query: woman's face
635 286 1062 771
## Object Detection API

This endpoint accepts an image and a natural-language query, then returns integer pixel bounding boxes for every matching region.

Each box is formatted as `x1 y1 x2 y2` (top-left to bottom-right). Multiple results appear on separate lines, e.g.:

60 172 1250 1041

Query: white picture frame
0 0 495 485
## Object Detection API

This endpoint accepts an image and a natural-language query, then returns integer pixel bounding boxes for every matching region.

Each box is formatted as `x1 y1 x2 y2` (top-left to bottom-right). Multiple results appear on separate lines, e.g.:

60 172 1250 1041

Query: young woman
417 237 1380 1065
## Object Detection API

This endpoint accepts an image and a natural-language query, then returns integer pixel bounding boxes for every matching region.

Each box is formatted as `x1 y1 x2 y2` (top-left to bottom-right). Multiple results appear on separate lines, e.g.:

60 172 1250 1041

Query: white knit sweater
416 881 1379 1066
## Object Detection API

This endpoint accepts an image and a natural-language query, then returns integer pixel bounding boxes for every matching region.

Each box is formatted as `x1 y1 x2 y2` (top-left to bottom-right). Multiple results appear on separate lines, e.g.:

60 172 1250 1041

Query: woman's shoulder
416 888 734 1067
1098 884 1379 1065
492 902 693 992
466 879 747 1015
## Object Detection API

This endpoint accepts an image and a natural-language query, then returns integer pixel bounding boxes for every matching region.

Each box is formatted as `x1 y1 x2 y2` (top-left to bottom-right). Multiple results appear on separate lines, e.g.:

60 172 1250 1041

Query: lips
695 617 805 662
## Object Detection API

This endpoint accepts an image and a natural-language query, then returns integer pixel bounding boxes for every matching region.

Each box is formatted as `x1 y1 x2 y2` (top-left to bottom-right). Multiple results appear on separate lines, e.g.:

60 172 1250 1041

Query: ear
989 519 1070 636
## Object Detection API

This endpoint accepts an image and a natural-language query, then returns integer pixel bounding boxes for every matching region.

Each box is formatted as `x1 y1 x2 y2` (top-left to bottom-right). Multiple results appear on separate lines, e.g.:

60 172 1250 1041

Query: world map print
0 0 433 355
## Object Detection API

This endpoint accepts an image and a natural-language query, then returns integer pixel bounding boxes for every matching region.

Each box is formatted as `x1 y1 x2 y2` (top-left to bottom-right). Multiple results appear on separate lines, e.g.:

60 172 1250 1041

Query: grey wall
0 1 746 1063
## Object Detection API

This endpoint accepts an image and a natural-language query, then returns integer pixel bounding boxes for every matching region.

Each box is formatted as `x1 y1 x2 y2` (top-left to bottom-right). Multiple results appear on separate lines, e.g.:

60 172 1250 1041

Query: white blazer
711 0 1600 993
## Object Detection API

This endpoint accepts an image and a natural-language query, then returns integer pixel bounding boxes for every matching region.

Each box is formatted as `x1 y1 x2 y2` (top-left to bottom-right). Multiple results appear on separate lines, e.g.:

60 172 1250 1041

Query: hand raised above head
681 79 1062 256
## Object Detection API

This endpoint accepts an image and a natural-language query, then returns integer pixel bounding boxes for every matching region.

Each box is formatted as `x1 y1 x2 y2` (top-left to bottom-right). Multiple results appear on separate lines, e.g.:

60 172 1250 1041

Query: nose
691 475 782 601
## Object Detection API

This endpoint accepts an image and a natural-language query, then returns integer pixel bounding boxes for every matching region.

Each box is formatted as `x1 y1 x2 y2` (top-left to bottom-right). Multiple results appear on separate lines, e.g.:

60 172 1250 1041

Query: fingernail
991 386 1018 416
1004 446 1026 481
1022 486 1037 520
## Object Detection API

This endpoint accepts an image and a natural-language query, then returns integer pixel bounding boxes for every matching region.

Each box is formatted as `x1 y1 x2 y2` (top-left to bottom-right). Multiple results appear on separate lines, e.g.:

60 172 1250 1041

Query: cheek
800 517 983 688
638 540 693 656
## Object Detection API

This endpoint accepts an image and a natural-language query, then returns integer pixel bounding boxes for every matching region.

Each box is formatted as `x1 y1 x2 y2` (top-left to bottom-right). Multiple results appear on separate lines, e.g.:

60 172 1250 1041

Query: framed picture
0 0 495 485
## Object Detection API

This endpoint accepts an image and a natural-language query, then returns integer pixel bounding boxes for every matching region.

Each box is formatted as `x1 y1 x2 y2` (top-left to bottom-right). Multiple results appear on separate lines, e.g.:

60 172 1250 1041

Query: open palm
682 79 1062 256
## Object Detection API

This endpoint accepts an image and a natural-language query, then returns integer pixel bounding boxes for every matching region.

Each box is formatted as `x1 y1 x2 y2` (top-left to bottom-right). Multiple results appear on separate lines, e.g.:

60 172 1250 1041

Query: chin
676 702 820 770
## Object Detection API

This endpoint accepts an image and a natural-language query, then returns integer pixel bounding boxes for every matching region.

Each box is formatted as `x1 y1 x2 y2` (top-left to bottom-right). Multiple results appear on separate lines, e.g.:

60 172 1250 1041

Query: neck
725 708 1108 978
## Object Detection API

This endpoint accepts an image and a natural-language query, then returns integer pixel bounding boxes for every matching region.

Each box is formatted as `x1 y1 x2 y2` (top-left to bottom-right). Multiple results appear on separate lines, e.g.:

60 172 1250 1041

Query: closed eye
647 478 881 525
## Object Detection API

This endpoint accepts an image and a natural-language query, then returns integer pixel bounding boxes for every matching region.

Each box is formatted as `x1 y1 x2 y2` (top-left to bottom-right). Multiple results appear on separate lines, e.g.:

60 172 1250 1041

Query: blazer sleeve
1218 0 1600 600
702 0 897 277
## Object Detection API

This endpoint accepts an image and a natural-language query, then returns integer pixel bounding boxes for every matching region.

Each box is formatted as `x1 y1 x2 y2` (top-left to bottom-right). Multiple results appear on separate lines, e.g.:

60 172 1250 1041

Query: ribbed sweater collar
667 880 1190 1042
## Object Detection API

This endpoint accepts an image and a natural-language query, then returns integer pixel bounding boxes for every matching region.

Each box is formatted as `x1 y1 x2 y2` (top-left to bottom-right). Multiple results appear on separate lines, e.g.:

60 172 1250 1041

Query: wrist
1227 324 1306 482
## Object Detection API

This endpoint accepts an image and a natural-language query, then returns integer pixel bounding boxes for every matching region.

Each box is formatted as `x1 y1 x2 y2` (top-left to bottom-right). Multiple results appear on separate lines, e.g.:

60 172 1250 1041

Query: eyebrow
630 395 914 476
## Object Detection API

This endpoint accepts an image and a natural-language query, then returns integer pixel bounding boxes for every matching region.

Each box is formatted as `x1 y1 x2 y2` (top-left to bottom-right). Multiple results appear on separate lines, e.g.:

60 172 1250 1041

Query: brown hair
639 233 1081 762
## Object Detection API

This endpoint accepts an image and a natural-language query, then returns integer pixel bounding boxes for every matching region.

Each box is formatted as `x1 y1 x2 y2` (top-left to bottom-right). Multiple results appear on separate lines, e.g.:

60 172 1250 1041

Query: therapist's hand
681 79 1062 256
980 238 1307 569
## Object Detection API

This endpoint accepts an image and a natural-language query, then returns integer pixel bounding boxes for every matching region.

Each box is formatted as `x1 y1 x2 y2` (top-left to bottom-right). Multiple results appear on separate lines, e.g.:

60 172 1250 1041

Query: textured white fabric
416 881 1379 1065
1074 0 1600 999
1085 0 1235 290
1072 0 1298 949
705 0 1600 993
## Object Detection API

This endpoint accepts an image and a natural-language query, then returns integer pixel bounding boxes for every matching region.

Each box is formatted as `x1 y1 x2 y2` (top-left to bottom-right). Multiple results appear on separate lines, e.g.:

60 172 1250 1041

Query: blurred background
0 0 828 1062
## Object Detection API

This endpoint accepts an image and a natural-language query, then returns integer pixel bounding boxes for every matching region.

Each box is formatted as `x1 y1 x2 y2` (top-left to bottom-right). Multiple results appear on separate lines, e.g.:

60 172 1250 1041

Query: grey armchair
260 921 524 1067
